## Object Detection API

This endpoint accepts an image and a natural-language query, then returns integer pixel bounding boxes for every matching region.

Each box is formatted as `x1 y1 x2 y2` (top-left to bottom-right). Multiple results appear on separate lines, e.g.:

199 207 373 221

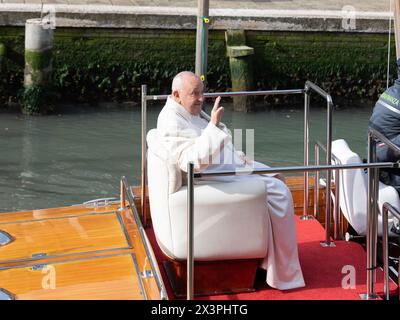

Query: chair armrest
167 179 268 260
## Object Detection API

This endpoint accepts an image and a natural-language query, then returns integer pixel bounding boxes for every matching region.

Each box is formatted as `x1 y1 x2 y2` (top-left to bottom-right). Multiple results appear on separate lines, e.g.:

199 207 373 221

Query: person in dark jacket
369 59 400 194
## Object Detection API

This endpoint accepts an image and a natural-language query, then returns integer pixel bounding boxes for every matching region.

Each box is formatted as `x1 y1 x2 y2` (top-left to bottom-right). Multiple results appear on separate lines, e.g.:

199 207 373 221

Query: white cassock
157 97 305 290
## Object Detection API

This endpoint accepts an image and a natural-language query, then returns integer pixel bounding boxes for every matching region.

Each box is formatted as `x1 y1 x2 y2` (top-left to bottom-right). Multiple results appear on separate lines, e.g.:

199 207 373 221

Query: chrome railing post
120 177 126 211
314 143 320 219
301 82 335 247
315 141 341 240
373 151 380 283
381 202 400 300
382 203 390 300
187 162 195 300
333 167 340 240
360 132 379 299
141 85 148 226
321 96 335 246
303 81 335 236
302 83 313 220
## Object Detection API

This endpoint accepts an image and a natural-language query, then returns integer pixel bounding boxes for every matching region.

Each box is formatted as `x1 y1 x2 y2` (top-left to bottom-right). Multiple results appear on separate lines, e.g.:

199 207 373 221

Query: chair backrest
331 139 368 235
146 128 180 254
332 139 400 236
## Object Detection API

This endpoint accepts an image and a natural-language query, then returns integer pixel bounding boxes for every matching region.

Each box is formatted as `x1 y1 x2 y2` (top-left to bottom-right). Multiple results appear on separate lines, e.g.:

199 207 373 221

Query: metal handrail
315 141 341 240
302 82 335 249
314 143 320 220
120 176 168 300
141 86 147 226
187 163 195 300
382 202 400 300
189 161 399 301
370 127 400 156
140 86 306 266
305 81 333 101
141 81 333 299
140 81 400 300
194 162 398 177
362 127 400 300
144 89 305 101
141 83 331 228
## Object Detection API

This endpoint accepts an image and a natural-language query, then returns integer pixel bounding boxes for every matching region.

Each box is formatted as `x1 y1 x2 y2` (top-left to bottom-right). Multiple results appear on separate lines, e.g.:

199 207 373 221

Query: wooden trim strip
116 211 133 249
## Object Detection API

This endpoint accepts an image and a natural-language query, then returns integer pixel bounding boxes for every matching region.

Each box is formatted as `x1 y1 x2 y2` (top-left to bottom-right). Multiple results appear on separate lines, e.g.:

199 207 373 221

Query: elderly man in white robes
157 71 305 290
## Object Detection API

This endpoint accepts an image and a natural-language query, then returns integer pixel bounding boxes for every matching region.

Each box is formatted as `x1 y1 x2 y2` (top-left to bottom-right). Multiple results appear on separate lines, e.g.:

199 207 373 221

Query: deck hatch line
0 246 132 266
0 210 116 226
0 252 133 271
0 211 132 265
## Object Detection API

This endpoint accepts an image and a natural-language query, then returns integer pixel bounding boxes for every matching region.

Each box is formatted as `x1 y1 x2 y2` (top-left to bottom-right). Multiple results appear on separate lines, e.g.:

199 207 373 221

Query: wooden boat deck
0 175 351 299
0 202 162 300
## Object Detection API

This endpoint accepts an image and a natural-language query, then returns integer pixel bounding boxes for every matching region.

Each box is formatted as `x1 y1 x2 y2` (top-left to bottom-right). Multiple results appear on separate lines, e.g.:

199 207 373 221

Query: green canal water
0 102 374 213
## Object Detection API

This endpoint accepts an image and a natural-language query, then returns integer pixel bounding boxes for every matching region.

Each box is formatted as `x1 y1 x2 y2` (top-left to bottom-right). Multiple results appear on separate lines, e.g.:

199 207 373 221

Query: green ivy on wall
0 27 396 112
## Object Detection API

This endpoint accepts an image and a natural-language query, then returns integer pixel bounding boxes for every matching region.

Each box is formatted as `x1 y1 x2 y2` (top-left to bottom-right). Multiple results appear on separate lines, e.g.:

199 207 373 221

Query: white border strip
212 9 393 19
0 4 393 20
378 100 400 115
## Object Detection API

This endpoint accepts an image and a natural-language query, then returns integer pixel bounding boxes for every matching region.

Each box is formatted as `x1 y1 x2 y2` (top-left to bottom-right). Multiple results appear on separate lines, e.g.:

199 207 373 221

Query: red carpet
146 216 396 300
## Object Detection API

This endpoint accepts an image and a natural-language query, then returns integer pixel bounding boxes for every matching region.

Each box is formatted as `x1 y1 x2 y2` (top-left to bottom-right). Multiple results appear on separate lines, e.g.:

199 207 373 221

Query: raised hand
211 96 224 127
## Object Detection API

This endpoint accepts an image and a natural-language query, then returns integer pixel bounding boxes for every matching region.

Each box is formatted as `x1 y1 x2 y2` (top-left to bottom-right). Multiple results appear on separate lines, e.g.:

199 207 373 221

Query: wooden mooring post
225 30 254 112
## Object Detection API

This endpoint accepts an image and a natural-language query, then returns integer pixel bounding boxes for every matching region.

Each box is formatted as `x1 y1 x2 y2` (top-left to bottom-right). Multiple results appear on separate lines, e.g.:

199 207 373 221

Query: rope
387 0 393 89
40 3 44 21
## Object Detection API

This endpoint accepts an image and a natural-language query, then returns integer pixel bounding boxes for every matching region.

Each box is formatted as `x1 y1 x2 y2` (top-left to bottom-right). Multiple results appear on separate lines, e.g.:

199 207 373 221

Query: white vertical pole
195 0 209 81
393 0 400 60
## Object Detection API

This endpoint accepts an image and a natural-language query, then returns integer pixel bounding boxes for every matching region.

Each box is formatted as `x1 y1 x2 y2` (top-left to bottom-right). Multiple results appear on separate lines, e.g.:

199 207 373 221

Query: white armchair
146 128 269 261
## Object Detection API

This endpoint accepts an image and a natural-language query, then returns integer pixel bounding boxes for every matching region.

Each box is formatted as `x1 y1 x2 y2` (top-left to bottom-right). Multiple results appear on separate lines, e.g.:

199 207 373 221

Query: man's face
175 76 205 115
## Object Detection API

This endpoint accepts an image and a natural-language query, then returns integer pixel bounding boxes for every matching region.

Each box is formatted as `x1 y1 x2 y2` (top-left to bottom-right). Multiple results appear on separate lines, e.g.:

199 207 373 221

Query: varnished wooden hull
164 258 259 297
